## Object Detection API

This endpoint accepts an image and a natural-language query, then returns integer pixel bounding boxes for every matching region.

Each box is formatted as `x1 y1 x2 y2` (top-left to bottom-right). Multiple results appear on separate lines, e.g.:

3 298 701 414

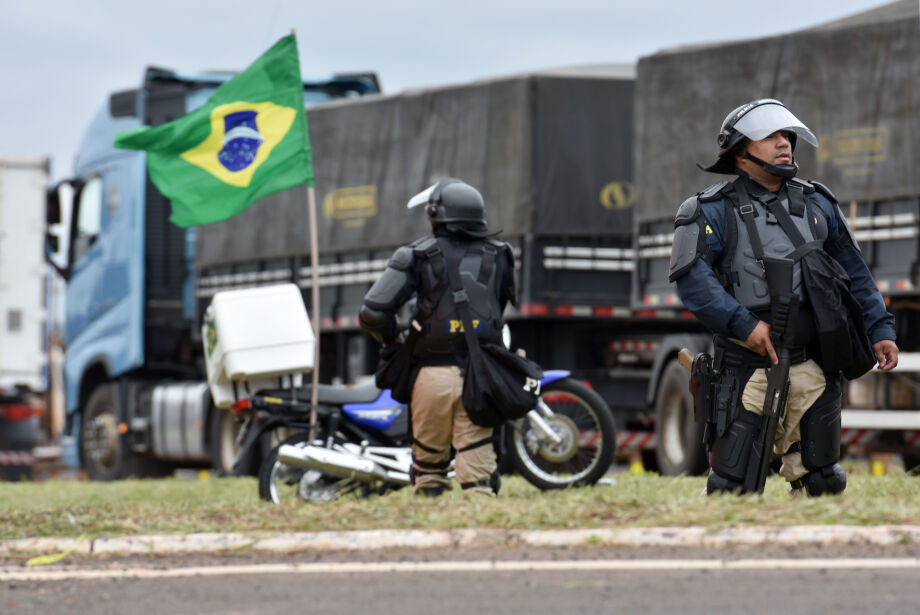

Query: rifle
742 256 799 494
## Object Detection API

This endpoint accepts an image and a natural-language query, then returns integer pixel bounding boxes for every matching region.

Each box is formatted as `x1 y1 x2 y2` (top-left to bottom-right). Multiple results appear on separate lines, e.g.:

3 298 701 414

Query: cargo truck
46 67 380 479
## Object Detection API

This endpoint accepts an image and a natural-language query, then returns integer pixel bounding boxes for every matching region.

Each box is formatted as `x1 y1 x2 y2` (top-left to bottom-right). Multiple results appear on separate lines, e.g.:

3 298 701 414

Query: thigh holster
702 339 758 451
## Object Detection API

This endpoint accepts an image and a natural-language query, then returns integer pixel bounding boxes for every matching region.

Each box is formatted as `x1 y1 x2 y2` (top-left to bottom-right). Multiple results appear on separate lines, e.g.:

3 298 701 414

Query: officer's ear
426 180 445 219
732 140 748 163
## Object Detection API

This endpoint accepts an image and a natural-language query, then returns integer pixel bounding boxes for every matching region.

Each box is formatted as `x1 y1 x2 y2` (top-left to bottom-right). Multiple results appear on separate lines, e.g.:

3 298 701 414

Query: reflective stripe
616 431 656 450
0 450 36 466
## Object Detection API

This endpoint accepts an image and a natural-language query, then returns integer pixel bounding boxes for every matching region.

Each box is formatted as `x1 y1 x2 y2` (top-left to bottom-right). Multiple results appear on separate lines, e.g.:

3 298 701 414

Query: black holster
695 344 755 451
689 352 717 449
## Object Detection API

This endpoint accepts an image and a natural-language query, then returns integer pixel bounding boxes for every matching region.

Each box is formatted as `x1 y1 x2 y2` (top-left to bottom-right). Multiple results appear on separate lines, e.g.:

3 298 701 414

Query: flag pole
290 27 321 444
307 183 321 443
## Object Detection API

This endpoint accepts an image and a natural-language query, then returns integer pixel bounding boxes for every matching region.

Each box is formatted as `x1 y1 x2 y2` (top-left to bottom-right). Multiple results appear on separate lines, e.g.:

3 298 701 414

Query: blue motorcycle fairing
541 370 570 386
342 389 407 431
350 371 570 431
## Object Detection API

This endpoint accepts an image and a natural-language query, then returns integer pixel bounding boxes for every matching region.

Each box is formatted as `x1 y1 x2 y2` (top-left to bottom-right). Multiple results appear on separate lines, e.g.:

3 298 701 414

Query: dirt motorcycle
230 370 616 503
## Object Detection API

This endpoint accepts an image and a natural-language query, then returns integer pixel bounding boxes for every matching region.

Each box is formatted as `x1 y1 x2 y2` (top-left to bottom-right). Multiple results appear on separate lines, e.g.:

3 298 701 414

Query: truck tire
209 409 254 476
655 360 708 476
80 383 173 480
80 384 125 481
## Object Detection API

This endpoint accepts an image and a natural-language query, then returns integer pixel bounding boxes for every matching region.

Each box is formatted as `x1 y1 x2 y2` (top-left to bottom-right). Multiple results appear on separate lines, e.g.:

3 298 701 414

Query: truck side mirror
45 179 79 280
46 186 61 224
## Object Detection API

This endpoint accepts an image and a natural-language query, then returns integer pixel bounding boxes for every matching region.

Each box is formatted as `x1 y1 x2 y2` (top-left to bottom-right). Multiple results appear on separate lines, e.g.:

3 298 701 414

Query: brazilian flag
114 34 312 228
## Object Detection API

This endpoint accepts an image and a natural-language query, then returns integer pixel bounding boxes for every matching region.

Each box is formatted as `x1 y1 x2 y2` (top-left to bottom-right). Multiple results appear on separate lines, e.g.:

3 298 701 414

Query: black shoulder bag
438 238 544 427
374 318 422 404
744 188 877 380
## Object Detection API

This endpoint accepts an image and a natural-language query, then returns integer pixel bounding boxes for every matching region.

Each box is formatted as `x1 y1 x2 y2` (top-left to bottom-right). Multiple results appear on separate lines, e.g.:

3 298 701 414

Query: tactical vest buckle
739 203 755 216
452 289 469 304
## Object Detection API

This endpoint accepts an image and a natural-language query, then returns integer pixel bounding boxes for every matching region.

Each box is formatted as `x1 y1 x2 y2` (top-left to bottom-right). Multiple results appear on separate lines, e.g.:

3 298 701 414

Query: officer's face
745 130 793 166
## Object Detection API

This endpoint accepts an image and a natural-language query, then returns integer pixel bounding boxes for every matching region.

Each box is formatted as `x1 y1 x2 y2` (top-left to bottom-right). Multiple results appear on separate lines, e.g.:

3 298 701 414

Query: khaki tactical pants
741 358 827 482
410 366 497 495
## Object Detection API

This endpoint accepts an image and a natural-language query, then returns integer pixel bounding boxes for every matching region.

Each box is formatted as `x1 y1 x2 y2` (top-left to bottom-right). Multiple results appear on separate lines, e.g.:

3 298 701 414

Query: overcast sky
0 0 895 180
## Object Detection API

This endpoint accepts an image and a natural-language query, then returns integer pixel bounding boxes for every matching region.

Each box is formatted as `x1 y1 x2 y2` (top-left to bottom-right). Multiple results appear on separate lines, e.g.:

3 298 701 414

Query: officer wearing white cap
360 178 515 497
669 99 898 496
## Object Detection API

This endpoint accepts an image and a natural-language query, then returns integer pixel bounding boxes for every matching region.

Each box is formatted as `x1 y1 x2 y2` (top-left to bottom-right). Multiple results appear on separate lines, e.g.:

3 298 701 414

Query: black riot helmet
407 178 497 237
700 99 818 177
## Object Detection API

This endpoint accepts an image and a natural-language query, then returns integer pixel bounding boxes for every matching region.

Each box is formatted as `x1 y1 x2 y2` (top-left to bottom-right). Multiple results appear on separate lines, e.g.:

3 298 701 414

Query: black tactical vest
413 236 508 358
715 179 829 311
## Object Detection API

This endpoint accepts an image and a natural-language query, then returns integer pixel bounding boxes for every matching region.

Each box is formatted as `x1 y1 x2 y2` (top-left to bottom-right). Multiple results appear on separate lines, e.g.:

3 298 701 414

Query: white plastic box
202 284 315 408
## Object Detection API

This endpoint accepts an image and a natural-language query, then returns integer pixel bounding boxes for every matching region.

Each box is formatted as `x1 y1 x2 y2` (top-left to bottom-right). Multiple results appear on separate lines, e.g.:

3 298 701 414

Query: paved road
4 545 920 614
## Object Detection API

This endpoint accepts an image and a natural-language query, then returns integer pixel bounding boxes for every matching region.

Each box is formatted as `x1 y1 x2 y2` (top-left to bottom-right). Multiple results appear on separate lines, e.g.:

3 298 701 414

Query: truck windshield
187 74 378 113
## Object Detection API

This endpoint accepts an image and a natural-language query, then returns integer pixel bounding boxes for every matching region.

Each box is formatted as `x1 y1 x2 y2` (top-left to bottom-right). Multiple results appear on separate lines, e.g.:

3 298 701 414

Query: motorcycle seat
255 381 384 406
315 382 383 405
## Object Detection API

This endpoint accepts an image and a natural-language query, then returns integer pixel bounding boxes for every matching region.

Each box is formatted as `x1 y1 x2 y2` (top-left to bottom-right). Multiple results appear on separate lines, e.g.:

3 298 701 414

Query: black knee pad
706 468 743 494
710 409 760 482
800 375 842 471
490 470 501 496
799 463 847 496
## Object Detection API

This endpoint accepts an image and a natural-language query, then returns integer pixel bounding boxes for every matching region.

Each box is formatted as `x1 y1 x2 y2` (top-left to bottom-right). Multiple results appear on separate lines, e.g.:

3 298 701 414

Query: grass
1 461 918 541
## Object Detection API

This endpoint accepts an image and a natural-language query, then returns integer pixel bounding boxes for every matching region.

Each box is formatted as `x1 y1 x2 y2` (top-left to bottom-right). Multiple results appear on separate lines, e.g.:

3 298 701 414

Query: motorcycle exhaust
278 444 410 486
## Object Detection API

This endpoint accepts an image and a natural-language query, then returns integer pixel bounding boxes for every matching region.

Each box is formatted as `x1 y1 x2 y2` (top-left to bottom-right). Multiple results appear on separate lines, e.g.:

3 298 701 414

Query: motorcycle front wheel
505 377 616 490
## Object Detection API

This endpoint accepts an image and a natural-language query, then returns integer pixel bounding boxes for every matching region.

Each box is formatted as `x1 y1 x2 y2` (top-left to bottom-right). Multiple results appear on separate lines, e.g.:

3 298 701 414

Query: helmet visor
407 183 436 209
734 103 818 147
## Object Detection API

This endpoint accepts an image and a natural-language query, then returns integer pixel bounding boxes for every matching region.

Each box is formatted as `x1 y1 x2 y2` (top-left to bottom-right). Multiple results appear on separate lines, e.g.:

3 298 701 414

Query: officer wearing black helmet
359 178 515 496
669 99 898 496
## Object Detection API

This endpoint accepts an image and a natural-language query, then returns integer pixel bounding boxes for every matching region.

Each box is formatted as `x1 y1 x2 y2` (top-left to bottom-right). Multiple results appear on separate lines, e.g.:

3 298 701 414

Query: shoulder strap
731 177 767 262
715 185 740 290
477 243 498 285
786 182 807 217
436 237 485 364
413 240 447 321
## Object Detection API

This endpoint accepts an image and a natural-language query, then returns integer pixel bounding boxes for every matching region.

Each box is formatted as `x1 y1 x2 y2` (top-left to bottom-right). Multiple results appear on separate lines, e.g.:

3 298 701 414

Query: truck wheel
80 384 124 481
655 360 708 476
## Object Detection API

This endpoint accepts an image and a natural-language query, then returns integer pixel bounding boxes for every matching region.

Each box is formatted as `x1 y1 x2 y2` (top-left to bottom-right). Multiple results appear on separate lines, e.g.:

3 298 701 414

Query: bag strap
435 237 486 365
757 192 808 249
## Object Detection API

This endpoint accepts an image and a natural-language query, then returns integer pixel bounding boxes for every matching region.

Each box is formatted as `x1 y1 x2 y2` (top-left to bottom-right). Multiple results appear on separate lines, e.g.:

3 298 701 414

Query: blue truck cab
50 67 379 479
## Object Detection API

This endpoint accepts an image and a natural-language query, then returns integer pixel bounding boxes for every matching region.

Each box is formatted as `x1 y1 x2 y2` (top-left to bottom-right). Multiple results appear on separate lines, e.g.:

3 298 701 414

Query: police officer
669 99 898 496
359 178 515 496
